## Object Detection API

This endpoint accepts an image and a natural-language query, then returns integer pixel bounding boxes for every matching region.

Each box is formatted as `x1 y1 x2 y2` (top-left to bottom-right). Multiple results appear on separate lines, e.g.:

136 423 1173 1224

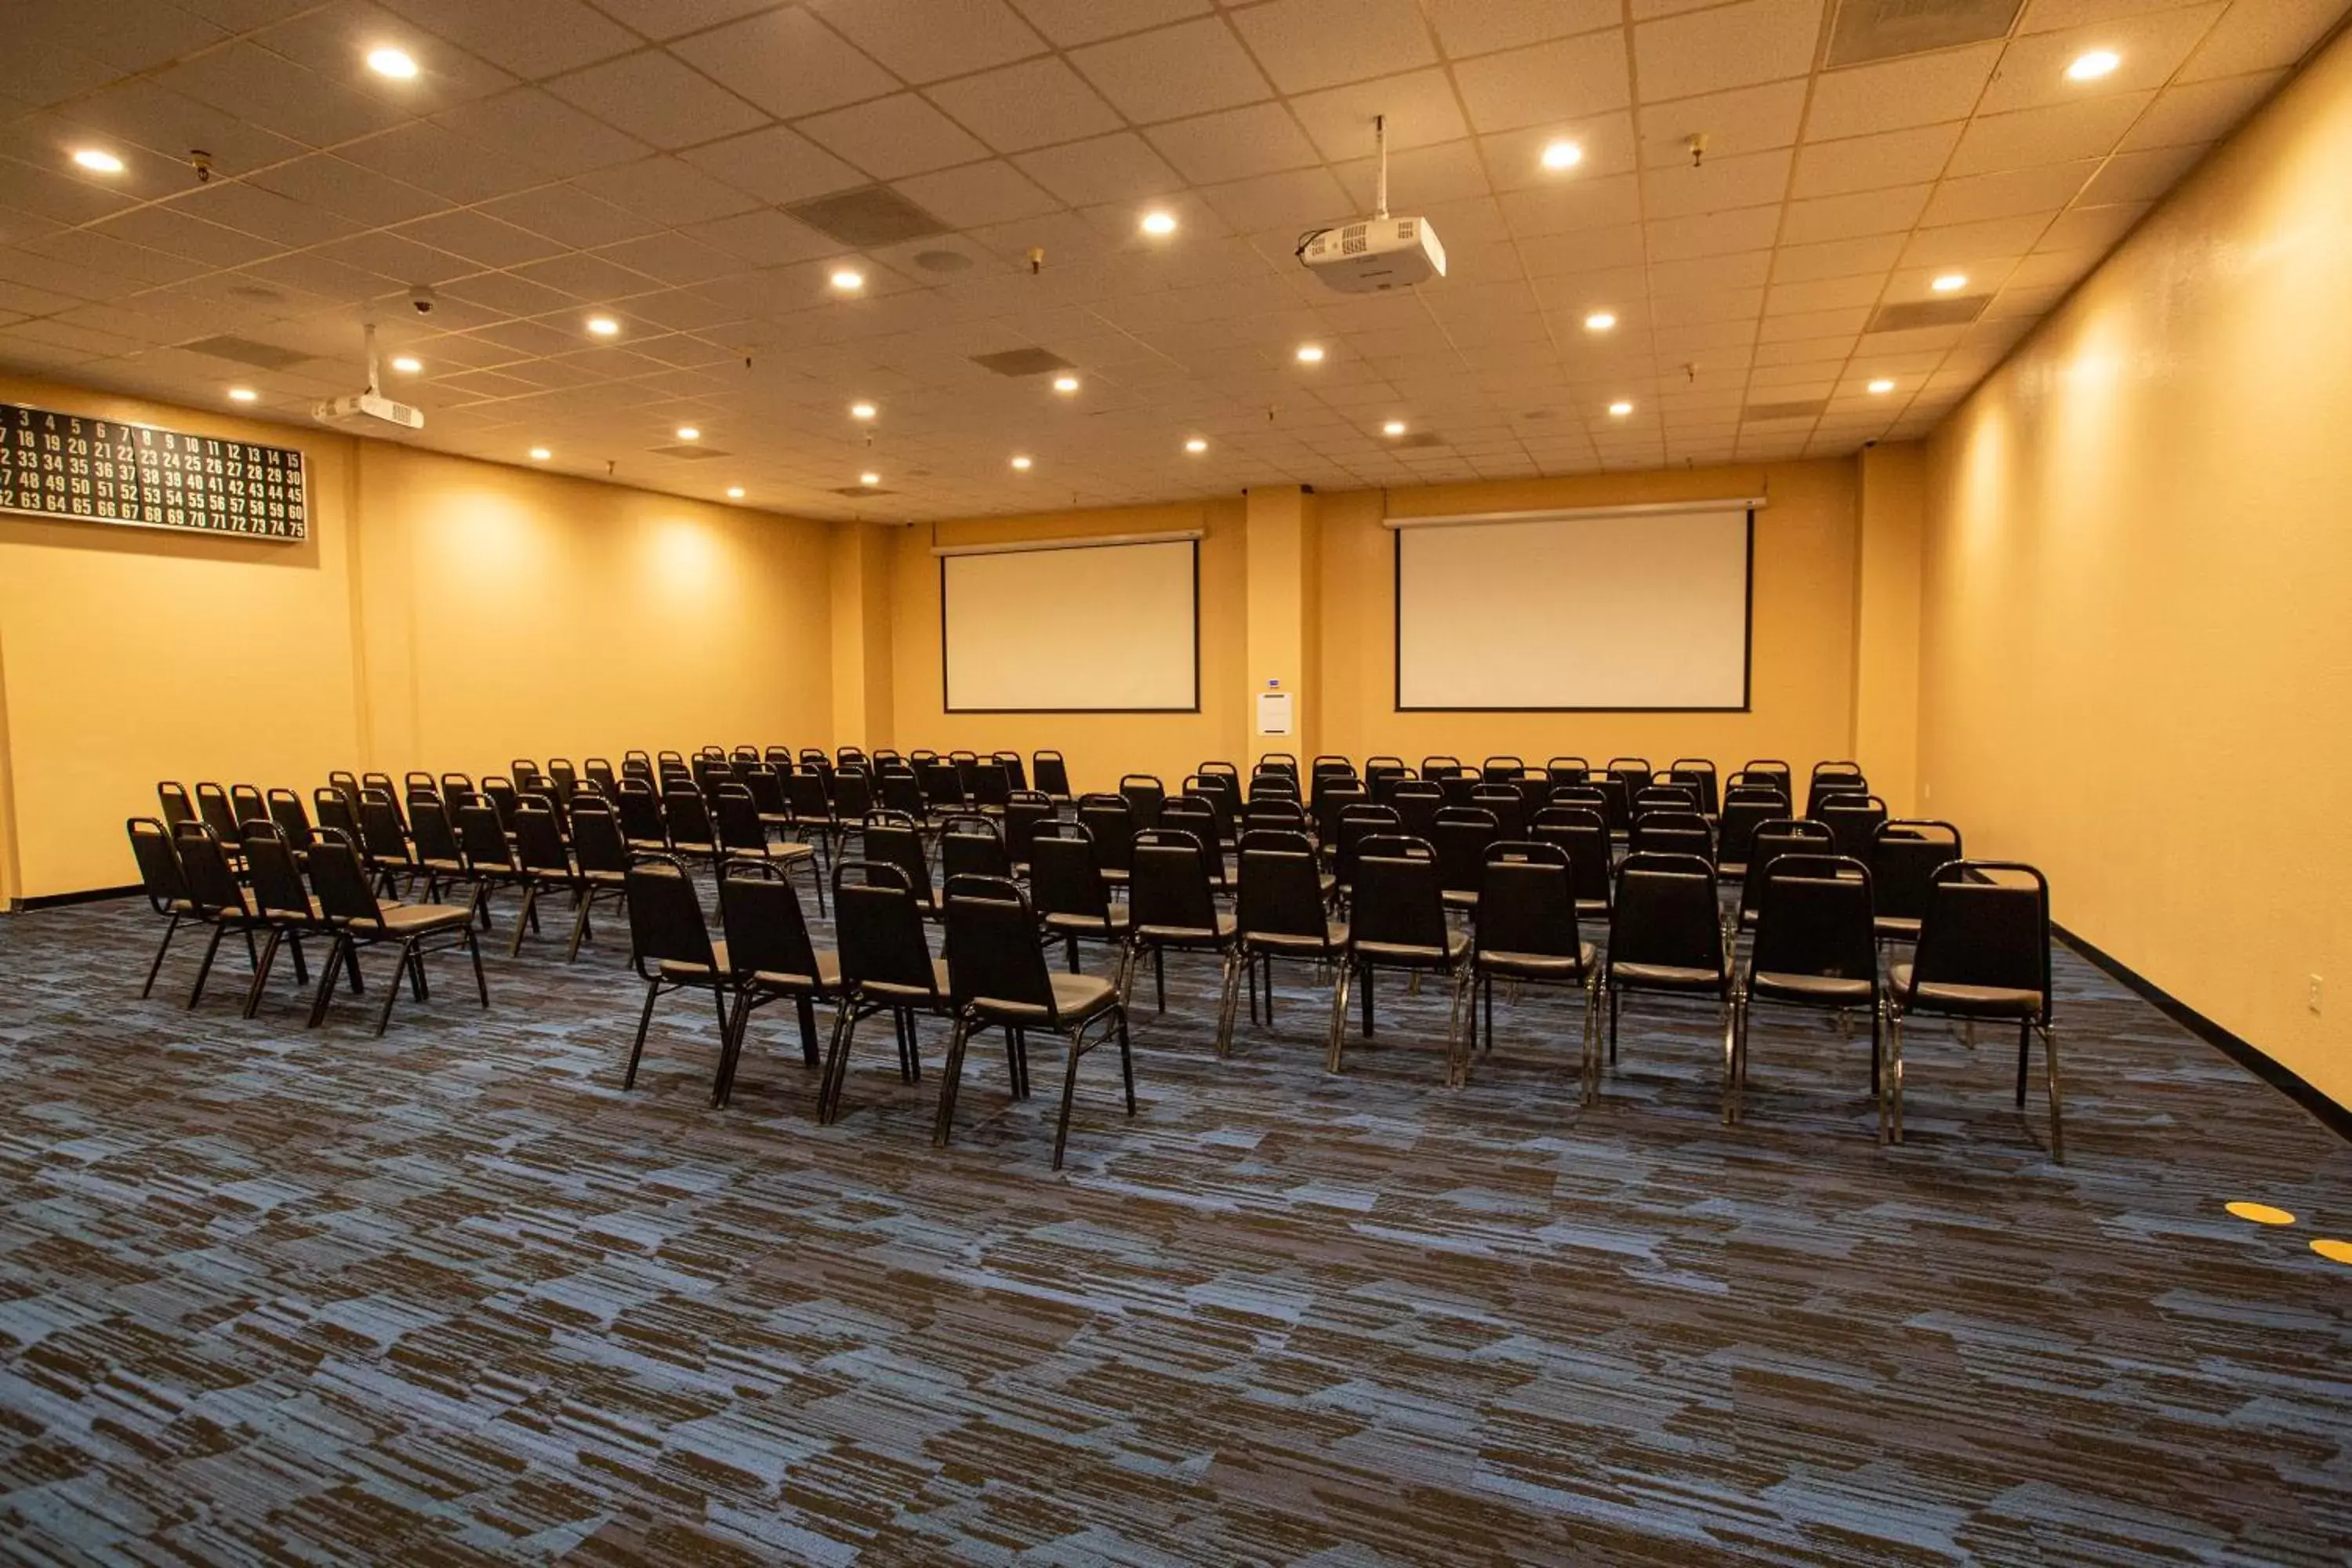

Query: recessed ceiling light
1185 437 1207 454
1584 310 1616 332
1011 455 1032 470
71 148 125 174
529 447 551 461
850 401 876 419
727 486 746 499
1867 378 1896 394
1295 344 1325 364
1608 400 1633 417
2066 49 2121 82
367 47 418 79
859 470 880 485
1931 273 1969 292
1541 140 1582 171
227 387 257 403
676 426 700 441
829 267 864 291
1141 211 1177 236
586 315 619 336
1381 419 1406 437
1052 374 1080 394
390 354 421 374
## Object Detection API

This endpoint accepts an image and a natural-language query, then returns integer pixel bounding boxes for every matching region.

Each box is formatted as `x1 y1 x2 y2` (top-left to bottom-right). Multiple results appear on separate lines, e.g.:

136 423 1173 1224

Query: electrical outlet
2310 975 2325 1014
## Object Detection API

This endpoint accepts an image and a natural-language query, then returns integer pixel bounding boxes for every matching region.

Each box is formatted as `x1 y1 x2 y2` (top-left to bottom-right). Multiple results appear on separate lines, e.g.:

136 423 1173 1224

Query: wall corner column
1852 443 1926 815
829 521 895 753
1243 485 1316 769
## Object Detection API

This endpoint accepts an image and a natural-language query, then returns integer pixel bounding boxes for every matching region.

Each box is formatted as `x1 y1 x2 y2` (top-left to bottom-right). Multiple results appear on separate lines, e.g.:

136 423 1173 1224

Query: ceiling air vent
833 484 895 496
971 347 1076 378
1395 431 1446 448
649 444 728 460
783 185 950 249
183 334 315 369
1867 295 1991 332
1741 399 1829 423
1828 0 2022 67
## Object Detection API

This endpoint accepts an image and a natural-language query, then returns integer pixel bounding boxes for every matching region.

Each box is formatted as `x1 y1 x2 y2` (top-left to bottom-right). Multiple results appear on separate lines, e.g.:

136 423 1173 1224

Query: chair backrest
157 782 197 827
942 876 1060 1021
1477 841 1580 960
1818 793 1890 858
1241 796 1308 837
1605 757 1653 800
742 764 787 818
1630 808 1713 865
719 859 820 980
355 790 408 863
1157 797 1226 887
1545 757 1590 788
1033 750 1073 797
514 801 572 873
1751 853 1878 984
568 798 630 873
229 783 267 833
1236 829 1330 942
127 817 189 909
241 824 313 920
457 800 518 870
1468 783 1525 839
1076 794 1135 872
409 794 464 863
624 854 717 978
664 786 717 846
1870 819 1963 925
1365 760 1408 800
967 761 1012 809
1350 836 1449 953
1740 818 1836 920
1003 791 1054 866
713 784 768 851
1247 772 1300 804
1739 760 1792 798
265 787 313 848
1806 765 1868 819
1530 807 1613 908
1334 804 1401 891
832 768 875 819
993 751 1029 791
195 782 241 843
585 758 619 793
1390 779 1443 837
861 809 934 897
833 860 942 997
1635 784 1699 816
172 822 249 916
1909 862 2053 1017
1182 775 1240 844
1667 760 1720 817
1311 779 1367 845
782 768 833 823
305 828 387 927
1028 822 1112 919
940 814 1013 881
1431 807 1498 897
1610 852 1724 975
878 768 928 820
1718 796 1788 867
919 760 967 811
314 787 359 842
1588 775 1632 835
481 776 521 828
1119 773 1166 829
1130 828 1220 935
613 779 665 842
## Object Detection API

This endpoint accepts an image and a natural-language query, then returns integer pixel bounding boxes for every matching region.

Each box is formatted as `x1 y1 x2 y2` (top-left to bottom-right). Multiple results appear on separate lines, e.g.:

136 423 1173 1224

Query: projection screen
942 536 1199 712
1394 504 1755 710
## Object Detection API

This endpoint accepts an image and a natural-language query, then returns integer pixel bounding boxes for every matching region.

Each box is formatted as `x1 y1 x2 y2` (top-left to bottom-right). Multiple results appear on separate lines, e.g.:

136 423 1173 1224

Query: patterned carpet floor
2 886 2350 1566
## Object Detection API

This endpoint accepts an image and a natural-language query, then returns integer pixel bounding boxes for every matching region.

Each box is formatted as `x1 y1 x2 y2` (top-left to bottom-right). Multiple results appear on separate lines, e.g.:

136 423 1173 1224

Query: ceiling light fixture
1295 344 1325 364
1052 374 1080 394
1541 140 1582 171
390 354 421 374
860 471 880 485
1381 419 1406 437
2066 49 2121 82
676 426 699 441
1608 400 1633 417
727 486 746 499
1867 378 1896 394
530 447 551 460
829 267 864 291
1584 310 1616 332
227 387 257 403
1141 210 1177 236
586 315 619 336
1011 455 1033 470
1185 437 1207 454
1931 273 1969 292
71 148 125 174
367 47 419 78
850 401 876 419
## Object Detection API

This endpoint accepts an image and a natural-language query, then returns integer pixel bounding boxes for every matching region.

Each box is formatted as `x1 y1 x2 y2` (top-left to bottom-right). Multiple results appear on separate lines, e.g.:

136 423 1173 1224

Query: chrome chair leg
2043 1022 2066 1165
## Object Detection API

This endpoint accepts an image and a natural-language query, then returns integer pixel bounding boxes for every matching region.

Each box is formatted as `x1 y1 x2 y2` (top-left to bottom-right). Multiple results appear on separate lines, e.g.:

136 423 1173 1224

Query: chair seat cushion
1046 909 1128 935
368 901 476 936
1247 921 1348 954
1441 889 1479 909
1748 970 1874 1005
746 949 843 991
1356 930 1471 966
1610 960 1727 993
969 971 1118 1025
660 936 731 981
1479 942 1595 979
1134 912 1238 946
1889 962 2043 1018
1873 915 1922 940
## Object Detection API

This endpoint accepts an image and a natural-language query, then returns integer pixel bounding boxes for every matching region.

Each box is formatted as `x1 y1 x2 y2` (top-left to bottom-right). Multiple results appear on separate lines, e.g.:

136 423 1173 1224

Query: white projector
312 389 423 432
1299 216 1446 293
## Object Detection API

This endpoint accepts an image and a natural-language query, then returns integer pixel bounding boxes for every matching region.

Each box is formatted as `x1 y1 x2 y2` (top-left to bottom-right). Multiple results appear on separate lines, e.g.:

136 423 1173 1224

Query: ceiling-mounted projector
313 322 424 433
1297 114 1445 295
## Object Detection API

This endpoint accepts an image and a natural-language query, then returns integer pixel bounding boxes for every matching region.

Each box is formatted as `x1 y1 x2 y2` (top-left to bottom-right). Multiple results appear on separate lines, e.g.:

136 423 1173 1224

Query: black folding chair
819 861 955 1126
1471 841 1598 1089
1735 853 1881 1126
1329 835 1472 1080
1602 852 1735 1112
304 829 486 1036
619 854 732 1089
713 858 843 1109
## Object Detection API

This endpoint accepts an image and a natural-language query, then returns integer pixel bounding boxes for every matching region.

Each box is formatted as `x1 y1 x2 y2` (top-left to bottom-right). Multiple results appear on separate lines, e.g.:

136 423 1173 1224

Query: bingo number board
0 401 308 541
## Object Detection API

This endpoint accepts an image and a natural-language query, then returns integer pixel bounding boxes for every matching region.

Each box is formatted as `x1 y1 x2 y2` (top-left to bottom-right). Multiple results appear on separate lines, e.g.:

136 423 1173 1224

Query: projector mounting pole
1373 114 1388 220
361 321 380 397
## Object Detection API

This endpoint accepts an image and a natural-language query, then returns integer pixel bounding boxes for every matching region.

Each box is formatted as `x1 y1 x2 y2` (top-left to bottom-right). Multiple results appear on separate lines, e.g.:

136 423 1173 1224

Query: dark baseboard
10 884 140 913
2055 922 2352 1145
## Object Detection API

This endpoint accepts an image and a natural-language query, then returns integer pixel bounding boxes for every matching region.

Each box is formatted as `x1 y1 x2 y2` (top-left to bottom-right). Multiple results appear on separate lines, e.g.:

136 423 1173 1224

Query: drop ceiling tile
2119 69 2285 149
925 57 1123 154
1007 0 1213 47
337 121 546 205
1769 232 1907 281
1144 103 1322 184
594 232 746 289
1920 159 2096 225
1228 0 1438 94
1635 0 1826 103
1802 43 2002 140
2005 246 2103 289
1287 70 1468 163
1422 0 1621 56
13 0 231 74
1975 7 2221 114
476 183 662 249
52 78 309 176
2180 0 2347 80
512 249 662 302
1778 181 1933 243
1069 17 1273 124
681 125 867 206
1944 93 2153 178
1764 271 1885 314
575 154 766 226
681 206 840 266
668 9 902 121
807 0 1048 86
1791 123 1963 198
1453 29 1632 132
93 205 286 270
433 89 653 178
154 42 408 149
1648 249 1773 296
543 49 770 151
582 0 775 36
1637 78 1810 170
797 94 993 180
180 178 368 247
1197 166 1354 233
894 159 1063 227
1515 222 1646 274
2078 142 2208 205
0 158 141 227
381 0 638 78
2033 199 2149 251
248 153 452 226
1899 215 2047 265
1641 147 1793 218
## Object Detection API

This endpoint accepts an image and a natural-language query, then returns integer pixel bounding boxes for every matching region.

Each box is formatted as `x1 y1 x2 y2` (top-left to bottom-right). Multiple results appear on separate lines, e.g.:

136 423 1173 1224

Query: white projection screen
1394 506 1755 710
942 537 1199 712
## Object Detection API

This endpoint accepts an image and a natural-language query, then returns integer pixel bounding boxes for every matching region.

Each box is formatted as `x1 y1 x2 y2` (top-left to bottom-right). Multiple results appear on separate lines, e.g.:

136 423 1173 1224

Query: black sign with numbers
0 401 308 541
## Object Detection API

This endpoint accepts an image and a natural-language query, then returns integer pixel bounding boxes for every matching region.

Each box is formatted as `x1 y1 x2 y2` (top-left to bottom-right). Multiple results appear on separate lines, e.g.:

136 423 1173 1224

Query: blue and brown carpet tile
1 886 2349 1566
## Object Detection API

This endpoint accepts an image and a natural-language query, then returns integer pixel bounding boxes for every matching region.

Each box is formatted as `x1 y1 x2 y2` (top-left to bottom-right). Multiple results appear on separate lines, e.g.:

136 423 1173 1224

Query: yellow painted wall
1919 25 2352 1105
888 499 1250 795
1317 460 1863 778
1853 443 1926 815
0 373 832 902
